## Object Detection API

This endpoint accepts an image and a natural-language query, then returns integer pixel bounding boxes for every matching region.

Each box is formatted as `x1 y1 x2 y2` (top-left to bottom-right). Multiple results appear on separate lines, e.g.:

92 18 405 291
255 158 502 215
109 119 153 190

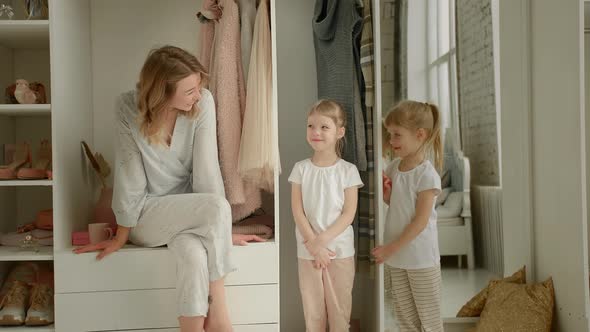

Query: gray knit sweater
313 0 366 169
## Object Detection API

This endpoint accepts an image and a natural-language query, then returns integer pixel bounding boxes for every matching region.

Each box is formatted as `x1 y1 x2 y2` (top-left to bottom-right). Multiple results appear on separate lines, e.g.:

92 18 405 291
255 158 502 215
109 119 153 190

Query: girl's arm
306 186 358 254
373 189 437 263
291 183 318 244
292 183 336 267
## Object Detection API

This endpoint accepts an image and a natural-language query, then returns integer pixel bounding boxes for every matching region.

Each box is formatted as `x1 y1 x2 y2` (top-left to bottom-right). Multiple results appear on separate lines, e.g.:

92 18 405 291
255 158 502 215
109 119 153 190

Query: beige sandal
16 140 51 180
0 143 31 180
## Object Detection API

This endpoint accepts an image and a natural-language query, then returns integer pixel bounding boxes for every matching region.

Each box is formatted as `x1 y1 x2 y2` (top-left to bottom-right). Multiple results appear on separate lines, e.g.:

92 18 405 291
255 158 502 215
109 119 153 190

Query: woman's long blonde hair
136 45 209 145
308 99 347 158
384 100 443 171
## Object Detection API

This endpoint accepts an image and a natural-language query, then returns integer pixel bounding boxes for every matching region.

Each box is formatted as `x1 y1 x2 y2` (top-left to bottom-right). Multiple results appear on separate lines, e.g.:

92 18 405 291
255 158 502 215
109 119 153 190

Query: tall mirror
378 0 503 328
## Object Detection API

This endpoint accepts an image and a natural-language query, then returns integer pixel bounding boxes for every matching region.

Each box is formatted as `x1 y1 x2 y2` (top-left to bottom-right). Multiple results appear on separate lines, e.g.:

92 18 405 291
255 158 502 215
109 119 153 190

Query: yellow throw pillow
456 266 526 317
475 277 554 332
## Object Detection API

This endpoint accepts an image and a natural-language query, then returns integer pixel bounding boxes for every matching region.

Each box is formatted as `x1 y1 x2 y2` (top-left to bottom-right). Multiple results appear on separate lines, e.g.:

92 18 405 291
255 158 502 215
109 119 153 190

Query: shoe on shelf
0 280 30 325
0 263 39 300
25 283 53 326
0 143 31 180
17 139 51 180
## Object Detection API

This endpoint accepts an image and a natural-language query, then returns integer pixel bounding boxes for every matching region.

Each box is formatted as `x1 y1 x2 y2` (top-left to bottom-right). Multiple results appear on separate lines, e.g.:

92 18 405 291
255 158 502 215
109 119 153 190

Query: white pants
129 193 235 317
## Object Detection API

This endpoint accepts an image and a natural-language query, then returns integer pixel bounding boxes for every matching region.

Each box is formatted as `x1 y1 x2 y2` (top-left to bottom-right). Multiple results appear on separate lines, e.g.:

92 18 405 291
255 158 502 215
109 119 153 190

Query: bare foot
203 296 233 332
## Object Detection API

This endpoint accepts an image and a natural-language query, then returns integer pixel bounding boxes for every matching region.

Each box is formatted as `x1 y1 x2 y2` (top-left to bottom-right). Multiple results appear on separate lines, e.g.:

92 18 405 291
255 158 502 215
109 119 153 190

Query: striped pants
385 265 443 332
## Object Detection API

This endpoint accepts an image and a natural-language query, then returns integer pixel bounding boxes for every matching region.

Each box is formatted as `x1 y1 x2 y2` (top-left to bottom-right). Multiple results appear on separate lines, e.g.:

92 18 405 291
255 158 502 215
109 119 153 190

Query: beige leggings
298 257 355 332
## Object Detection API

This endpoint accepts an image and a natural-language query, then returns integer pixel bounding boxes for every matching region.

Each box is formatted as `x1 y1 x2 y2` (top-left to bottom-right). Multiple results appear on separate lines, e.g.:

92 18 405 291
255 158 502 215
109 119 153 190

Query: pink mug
88 223 113 244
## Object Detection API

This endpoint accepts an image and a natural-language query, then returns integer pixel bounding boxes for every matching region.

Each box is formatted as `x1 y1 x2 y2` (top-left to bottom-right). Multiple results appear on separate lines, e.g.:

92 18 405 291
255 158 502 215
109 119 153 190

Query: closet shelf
0 180 52 187
0 20 49 49
0 104 51 116
0 246 53 261
0 325 54 331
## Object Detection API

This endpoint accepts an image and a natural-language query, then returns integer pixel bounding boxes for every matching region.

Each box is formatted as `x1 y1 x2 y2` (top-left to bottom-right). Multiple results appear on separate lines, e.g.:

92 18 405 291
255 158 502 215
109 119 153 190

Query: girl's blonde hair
384 100 443 170
136 45 209 145
308 99 347 157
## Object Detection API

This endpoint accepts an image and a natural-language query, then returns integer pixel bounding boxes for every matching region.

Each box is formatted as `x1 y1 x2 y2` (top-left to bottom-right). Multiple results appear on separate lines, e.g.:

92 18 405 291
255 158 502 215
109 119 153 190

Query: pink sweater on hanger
197 0 262 221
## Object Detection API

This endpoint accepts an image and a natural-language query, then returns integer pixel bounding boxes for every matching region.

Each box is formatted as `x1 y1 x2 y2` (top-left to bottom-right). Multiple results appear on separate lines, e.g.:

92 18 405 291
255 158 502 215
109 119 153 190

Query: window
427 0 459 144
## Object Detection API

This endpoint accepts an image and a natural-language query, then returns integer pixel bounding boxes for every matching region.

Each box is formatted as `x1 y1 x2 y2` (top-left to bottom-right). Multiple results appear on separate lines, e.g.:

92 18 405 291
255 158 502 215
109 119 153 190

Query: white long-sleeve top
112 88 225 228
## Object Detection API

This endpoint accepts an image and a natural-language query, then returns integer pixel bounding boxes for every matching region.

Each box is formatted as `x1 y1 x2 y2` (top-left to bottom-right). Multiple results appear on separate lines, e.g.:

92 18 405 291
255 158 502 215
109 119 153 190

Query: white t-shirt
288 158 364 260
384 158 441 269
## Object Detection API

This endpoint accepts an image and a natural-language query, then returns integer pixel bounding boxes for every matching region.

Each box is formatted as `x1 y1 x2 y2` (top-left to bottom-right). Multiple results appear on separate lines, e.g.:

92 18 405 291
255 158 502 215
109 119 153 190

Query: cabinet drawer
55 284 278 331
56 241 277 293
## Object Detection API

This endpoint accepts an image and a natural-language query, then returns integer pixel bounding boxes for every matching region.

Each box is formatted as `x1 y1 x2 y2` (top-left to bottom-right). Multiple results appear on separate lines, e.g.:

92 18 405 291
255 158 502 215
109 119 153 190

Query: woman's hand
232 234 266 246
73 238 127 260
73 225 130 260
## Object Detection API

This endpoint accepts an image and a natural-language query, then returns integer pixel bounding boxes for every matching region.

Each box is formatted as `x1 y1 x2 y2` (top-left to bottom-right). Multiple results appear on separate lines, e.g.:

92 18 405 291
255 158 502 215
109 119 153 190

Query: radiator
473 185 503 276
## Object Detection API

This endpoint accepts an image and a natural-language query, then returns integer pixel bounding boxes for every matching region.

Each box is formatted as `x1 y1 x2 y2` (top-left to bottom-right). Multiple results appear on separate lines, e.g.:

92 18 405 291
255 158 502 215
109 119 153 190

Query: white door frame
497 0 535 280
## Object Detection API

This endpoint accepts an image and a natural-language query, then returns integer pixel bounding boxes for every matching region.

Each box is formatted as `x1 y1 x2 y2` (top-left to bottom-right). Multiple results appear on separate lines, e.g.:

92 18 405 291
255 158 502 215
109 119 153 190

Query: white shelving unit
0 2 55 331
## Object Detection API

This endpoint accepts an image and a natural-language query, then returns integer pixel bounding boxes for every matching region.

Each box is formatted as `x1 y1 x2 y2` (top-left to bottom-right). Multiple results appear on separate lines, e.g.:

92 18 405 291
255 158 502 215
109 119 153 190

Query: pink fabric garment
238 214 274 229
238 0 279 193
197 0 262 221
196 0 220 72
232 214 274 239
232 224 273 239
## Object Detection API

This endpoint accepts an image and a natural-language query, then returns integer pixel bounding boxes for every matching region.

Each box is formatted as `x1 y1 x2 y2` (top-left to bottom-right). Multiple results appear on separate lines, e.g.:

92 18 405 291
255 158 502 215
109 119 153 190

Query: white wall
530 0 589 329
499 0 534 283
90 0 201 181
501 0 590 330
